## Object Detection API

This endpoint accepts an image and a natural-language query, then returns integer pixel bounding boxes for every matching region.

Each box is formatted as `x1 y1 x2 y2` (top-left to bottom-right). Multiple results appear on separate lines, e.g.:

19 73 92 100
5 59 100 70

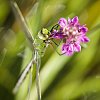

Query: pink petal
74 43 81 52
68 17 71 24
62 44 66 53
66 44 74 56
80 26 88 34
81 36 90 42
62 43 74 56
58 18 67 28
66 51 74 56
72 16 79 25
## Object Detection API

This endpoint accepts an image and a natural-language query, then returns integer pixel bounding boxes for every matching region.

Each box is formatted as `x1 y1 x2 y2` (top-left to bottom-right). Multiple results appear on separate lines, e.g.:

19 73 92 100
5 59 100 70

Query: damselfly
10 1 63 100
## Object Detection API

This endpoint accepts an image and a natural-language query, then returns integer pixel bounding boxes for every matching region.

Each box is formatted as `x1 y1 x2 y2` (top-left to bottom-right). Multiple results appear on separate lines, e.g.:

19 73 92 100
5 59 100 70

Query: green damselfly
10 1 62 100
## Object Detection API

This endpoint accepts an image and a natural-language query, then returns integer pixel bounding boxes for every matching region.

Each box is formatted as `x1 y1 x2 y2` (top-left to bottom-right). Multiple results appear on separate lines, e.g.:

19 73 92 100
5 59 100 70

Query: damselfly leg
50 41 66 56
50 24 59 32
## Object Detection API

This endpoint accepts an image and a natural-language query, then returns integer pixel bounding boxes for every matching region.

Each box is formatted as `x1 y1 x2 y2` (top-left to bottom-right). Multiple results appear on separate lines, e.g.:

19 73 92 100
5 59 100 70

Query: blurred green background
0 0 100 100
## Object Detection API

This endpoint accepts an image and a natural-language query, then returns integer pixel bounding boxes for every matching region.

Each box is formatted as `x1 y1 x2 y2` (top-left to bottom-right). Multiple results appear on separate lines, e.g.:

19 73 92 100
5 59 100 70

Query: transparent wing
10 0 34 49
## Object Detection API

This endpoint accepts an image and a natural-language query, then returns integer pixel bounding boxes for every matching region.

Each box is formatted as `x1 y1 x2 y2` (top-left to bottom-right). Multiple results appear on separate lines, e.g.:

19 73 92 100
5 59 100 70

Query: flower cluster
51 16 90 56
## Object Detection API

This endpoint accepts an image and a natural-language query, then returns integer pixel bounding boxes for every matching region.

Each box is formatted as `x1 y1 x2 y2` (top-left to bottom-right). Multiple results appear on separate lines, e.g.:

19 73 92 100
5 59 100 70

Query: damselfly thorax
34 28 52 57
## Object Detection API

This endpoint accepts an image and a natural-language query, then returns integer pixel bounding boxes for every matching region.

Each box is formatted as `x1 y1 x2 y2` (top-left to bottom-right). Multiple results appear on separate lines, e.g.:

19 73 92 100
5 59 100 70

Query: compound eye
42 28 49 35
38 31 48 40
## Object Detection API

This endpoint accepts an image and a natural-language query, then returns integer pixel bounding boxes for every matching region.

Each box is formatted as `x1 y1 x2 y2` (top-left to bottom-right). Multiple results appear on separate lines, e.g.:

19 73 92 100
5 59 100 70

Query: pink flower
62 42 81 56
51 16 90 56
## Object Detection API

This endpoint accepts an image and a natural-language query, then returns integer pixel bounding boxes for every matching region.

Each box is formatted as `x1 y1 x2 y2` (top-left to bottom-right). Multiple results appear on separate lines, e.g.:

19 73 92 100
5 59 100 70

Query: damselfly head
42 28 49 35
38 28 50 40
